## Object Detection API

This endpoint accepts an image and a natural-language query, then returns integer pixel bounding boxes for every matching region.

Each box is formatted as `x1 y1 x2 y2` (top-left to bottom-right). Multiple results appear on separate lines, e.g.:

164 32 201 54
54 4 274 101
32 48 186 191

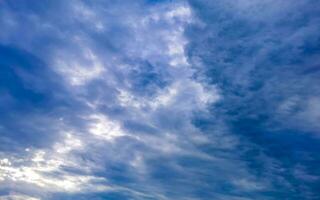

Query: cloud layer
0 0 319 199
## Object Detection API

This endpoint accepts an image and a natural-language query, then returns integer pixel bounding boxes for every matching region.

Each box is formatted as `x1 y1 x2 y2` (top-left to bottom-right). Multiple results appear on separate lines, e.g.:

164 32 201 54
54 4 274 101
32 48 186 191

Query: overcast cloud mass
0 0 319 199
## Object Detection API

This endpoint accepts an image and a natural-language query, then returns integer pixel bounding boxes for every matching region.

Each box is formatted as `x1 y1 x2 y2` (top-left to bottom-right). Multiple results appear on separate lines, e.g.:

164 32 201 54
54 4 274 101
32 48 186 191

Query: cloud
187 0 320 133
0 0 319 199
0 0 222 199
0 194 40 200
186 0 320 198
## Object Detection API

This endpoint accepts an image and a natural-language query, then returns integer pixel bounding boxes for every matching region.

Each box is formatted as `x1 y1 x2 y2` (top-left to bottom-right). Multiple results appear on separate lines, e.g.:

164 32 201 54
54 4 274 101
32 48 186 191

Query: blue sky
0 0 319 199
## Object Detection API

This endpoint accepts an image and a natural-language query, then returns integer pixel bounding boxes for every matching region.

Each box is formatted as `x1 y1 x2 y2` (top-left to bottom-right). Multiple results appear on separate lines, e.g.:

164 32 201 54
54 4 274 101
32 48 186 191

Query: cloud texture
0 0 319 199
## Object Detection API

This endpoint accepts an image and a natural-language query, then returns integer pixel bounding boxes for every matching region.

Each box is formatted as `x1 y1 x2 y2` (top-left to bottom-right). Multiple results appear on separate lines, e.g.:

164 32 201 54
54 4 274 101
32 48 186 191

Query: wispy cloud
0 0 319 199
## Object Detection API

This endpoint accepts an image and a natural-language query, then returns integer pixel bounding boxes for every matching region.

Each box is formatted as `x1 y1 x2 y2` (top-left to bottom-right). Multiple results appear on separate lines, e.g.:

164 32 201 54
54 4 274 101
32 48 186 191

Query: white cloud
0 0 286 199
0 194 40 200
53 45 105 86
88 114 126 141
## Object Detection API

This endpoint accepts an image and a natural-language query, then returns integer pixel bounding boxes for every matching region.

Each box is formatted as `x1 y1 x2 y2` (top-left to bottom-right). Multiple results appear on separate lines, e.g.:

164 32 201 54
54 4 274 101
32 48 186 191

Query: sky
0 0 319 199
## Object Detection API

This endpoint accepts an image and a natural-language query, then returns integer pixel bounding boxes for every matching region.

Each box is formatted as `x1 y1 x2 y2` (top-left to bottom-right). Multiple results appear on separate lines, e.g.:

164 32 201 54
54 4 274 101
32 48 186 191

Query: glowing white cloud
88 114 126 141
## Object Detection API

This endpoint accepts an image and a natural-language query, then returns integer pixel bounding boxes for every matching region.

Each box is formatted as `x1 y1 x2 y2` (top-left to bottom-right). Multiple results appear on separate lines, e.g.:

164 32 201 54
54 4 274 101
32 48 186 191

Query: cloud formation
0 0 319 199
